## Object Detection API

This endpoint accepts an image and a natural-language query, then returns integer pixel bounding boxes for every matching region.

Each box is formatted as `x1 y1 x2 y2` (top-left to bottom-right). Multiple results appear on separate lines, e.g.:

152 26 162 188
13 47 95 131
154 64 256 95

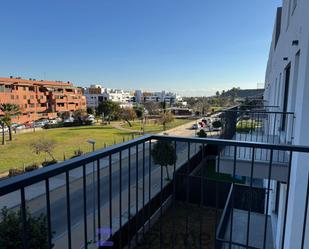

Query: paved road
45 142 196 232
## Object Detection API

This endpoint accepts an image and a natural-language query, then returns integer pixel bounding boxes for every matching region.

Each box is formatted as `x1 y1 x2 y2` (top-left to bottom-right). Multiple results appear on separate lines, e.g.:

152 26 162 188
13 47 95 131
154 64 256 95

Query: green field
122 118 191 133
0 125 136 173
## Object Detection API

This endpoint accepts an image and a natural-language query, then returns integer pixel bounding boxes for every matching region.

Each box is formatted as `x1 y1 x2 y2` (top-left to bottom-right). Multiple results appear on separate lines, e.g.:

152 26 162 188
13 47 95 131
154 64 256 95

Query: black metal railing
0 135 309 249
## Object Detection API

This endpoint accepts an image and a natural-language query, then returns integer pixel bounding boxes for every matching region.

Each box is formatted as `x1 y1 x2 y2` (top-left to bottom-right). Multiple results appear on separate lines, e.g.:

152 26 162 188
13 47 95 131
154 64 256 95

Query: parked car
48 119 58 125
13 124 26 130
87 115 95 123
191 124 200 130
63 117 74 123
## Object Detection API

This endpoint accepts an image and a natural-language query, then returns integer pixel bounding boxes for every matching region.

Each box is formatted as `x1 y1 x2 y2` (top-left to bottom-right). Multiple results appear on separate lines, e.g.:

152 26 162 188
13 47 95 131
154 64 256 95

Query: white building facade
264 0 309 248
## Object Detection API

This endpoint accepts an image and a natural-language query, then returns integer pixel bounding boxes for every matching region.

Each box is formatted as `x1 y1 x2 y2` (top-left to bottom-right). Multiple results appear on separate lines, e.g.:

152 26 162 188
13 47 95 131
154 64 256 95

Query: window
11 95 14 100
274 182 281 214
23 95 27 99
292 0 297 14
277 73 282 106
282 64 291 131
286 0 292 30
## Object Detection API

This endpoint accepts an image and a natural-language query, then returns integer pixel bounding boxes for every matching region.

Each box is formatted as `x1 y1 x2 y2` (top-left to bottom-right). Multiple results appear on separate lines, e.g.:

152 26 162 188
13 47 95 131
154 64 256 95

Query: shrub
0 207 51 249
197 129 207 138
42 160 58 167
25 163 41 172
71 149 83 158
212 120 222 128
8 168 24 177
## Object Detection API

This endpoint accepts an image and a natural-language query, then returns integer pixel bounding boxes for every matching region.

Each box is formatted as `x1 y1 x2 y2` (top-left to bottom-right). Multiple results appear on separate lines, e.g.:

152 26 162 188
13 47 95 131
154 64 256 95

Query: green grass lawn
0 125 136 173
122 118 191 133
236 119 262 133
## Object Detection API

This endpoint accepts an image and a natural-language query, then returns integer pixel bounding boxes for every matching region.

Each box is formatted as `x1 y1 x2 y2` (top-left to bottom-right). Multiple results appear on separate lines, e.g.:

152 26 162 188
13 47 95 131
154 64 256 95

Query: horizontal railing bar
151 135 309 152
221 109 295 115
216 238 260 249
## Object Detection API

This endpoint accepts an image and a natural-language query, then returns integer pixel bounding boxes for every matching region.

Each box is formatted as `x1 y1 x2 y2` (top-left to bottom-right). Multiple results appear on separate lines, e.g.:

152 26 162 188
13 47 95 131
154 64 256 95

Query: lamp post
87 139 96 243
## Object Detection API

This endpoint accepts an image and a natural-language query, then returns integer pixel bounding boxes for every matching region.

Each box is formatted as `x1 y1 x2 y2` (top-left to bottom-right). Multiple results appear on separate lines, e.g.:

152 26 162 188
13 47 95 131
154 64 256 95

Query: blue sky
0 0 281 96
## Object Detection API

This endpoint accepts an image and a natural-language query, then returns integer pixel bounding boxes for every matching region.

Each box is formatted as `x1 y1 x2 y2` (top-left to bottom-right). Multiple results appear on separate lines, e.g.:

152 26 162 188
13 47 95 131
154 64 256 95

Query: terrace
0 134 308 249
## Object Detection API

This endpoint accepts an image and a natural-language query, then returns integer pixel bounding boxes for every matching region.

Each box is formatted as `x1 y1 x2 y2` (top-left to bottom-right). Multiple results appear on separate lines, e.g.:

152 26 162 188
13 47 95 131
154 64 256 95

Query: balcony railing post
109 155 112 241
263 149 273 249
97 159 101 244
135 144 139 248
246 148 256 248
281 150 293 249
45 179 52 249
119 150 122 248
301 172 309 249
65 171 72 249
128 147 131 249
229 146 237 249
20 187 28 249
83 164 88 249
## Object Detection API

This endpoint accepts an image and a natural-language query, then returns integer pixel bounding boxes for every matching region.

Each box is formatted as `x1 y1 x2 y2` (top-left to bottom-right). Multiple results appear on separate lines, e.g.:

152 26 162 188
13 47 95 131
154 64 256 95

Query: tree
134 106 144 119
73 109 88 124
143 102 160 115
96 101 120 121
0 104 21 141
0 207 52 249
87 107 96 115
151 140 177 180
59 111 71 120
216 91 220 97
119 108 137 127
30 137 57 161
159 111 174 131
0 117 6 145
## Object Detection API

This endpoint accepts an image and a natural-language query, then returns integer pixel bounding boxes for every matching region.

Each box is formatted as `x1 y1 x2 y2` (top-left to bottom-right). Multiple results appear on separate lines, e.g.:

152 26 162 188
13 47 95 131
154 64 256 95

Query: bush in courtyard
0 207 52 249
197 129 207 138
8 168 24 177
42 160 58 167
25 163 41 172
212 120 222 128
71 149 84 158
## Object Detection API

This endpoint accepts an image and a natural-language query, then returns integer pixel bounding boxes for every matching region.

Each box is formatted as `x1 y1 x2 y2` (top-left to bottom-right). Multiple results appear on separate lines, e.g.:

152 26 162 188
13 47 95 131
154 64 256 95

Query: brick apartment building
0 77 86 124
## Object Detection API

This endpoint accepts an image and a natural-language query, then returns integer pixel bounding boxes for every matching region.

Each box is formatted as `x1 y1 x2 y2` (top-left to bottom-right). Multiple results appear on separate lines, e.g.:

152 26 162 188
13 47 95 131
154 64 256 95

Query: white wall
264 0 309 248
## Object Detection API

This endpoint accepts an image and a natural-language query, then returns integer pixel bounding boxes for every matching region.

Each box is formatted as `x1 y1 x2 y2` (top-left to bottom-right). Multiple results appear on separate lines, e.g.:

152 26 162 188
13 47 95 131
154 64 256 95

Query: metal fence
0 135 309 249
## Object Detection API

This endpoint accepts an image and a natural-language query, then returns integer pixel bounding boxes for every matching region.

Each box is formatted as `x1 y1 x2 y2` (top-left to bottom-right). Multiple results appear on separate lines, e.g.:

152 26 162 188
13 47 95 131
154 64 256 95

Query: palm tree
0 104 21 141
0 117 6 145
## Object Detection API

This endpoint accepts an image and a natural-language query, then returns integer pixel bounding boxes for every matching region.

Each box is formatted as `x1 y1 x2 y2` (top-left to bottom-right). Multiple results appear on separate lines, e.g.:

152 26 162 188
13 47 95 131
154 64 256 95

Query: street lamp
87 139 96 243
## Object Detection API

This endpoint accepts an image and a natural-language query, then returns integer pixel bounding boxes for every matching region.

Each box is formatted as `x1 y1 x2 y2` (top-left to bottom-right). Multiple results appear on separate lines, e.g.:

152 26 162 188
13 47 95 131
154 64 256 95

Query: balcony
215 108 295 182
0 135 308 249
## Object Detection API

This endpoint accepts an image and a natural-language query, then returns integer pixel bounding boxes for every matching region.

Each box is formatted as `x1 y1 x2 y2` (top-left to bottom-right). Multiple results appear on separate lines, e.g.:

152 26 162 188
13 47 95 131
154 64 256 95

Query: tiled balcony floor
223 209 274 249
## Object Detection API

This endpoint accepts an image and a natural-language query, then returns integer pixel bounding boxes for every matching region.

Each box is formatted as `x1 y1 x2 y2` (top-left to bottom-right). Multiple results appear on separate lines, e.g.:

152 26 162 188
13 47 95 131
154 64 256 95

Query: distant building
0 77 86 124
140 91 180 105
83 85 108 109
84 85 134 108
